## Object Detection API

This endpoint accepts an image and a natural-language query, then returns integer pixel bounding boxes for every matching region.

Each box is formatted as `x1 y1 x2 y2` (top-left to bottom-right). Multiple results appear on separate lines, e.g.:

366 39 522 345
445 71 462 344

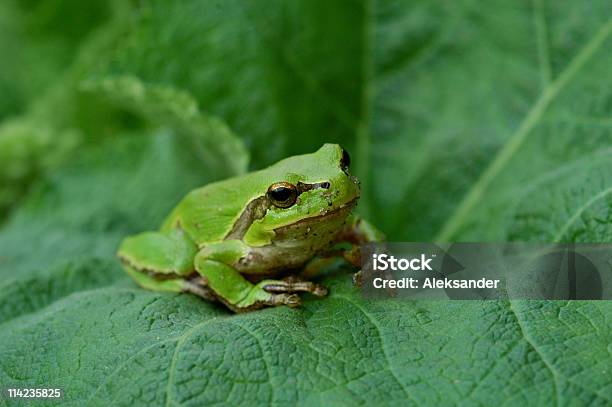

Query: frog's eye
340 147 350 172
267 182 298 208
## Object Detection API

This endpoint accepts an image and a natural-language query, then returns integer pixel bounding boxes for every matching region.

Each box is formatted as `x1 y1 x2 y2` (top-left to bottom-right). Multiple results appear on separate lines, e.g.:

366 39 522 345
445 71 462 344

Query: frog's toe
284 294 301 307
262 281 328 297
266 293 301 308
312 284 328 297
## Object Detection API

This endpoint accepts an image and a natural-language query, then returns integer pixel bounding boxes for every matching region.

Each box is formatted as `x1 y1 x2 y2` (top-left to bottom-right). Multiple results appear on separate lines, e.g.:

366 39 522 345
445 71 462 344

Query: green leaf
1 126 611 406
368 1 612 241
0 118 80 216
0 0 113 118
1 1 612 406
81 76 249 176
83 0 365 168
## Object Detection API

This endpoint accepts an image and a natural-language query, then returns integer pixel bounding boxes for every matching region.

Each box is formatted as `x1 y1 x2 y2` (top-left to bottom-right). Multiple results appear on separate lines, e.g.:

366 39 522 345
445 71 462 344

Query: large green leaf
1 130 611 406
1 0 612 406
369 0 612 240
85 0 365 167
0 0 113 119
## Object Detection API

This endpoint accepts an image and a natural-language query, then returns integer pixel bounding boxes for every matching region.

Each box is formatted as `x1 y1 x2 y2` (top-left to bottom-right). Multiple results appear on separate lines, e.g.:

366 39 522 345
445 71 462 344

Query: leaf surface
1 1 612 406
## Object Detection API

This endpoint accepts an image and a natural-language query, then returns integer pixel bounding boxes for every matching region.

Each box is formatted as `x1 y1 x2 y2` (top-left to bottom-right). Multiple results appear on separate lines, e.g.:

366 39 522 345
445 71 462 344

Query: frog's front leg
195 241 326 312
338 215 385 265
342 215 387 288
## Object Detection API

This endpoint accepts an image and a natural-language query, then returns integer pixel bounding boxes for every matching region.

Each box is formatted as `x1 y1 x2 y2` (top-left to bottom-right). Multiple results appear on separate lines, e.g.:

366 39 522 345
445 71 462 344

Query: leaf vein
532 0 552 86
229 321 275 405
85 337 179 406
552 185 612 242
165 318 222 407
508 301 612 404
436 19 612 241
335 295 415 403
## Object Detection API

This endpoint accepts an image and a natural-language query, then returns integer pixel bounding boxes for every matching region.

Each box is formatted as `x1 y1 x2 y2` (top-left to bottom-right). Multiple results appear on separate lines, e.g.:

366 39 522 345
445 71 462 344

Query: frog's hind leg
118 228 198 276
118 228 214 299
123 264 217 302
123 263 188 293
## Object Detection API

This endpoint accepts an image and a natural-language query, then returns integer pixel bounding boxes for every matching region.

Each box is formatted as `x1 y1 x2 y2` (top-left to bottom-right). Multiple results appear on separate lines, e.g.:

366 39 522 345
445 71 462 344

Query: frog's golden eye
267 182 298 208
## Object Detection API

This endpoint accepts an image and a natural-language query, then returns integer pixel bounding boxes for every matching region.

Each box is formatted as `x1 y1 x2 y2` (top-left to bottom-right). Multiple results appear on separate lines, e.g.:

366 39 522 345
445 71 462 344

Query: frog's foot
230 280 327 312
261 279 328 297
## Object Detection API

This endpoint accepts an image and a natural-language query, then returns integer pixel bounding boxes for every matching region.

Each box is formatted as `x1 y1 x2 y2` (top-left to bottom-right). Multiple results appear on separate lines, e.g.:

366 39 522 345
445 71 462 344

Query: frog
117 144 383 312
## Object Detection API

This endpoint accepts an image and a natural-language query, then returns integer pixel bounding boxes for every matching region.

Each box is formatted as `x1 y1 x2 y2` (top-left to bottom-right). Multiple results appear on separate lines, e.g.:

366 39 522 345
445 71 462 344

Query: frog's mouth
296 179 359 210
320 196 359 216
276 196 359 232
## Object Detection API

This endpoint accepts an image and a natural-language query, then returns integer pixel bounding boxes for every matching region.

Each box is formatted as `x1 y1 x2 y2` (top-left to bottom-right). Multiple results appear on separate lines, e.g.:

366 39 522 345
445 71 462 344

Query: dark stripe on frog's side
224 195 269 240
223 181 332 241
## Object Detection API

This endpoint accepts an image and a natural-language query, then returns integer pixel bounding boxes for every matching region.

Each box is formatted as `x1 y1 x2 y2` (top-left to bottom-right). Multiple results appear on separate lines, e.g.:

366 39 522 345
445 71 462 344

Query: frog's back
161 173 268 246
161 144 348 246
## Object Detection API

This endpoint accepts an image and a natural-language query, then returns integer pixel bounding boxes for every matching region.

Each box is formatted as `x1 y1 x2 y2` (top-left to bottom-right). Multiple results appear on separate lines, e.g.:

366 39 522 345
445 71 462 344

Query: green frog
117 144 383 312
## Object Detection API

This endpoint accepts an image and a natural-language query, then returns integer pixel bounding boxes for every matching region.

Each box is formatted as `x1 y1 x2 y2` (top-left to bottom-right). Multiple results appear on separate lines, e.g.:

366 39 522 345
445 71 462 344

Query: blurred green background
2 0 612 243
1 1 611 405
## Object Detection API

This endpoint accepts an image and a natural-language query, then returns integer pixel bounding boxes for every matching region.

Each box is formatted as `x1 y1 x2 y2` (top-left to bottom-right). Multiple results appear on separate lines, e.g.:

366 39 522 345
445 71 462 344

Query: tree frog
117 144 383 312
